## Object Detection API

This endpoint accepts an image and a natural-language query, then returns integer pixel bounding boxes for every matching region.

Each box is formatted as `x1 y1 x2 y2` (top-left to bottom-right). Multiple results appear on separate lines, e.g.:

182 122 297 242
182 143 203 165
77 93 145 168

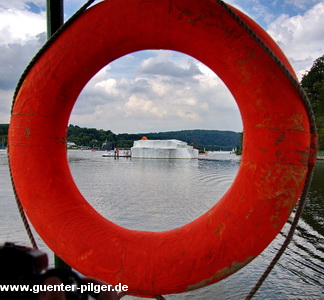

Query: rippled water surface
1 149 323 299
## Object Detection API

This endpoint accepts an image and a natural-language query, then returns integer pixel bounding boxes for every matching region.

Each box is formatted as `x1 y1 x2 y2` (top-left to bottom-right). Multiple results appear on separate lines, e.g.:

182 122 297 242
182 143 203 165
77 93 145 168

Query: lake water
0 149 323 299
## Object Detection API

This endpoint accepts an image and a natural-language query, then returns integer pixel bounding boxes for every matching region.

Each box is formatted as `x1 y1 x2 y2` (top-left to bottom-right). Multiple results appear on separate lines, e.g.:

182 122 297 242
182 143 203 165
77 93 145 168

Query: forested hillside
301 55 324 150
0 124 241 151
0 124 8 148
143 130 240 150
67 125 241 151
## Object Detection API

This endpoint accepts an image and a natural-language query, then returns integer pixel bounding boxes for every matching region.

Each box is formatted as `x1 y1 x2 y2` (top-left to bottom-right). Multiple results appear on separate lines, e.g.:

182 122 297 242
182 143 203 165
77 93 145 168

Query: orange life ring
9 0 315 297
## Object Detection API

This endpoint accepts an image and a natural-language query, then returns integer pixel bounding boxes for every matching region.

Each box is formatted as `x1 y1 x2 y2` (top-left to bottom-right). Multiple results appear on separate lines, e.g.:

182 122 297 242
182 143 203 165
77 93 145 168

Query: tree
301 55 324 150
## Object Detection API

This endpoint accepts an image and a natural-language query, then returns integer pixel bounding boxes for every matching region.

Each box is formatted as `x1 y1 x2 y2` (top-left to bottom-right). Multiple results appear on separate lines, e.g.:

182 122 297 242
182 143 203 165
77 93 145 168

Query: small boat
198 149 208 156
102 149 131 157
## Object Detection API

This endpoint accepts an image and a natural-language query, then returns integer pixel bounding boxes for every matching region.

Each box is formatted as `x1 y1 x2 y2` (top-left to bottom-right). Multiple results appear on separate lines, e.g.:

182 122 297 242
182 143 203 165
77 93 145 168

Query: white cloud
284 0 319 10
70 51 242 133
177 110 200 121
0 89 13 122
0 0 44 10
0 1 46 123
139 51 202 78
0 32 46 123
96 78 118 95
124 95 167 118
0 6 45 44
251 4 274 24
0 33 45 90
267 2 324 78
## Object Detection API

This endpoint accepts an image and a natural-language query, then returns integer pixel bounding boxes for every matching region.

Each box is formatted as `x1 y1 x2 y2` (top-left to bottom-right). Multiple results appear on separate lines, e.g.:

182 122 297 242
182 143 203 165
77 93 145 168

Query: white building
67 141 77 149
131 138 198 159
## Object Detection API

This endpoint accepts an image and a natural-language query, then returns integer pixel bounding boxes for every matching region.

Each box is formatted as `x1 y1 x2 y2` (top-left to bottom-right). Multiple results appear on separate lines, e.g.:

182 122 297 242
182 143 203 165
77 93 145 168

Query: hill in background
142 130 240 151
0 124 242 151
67 125 241 151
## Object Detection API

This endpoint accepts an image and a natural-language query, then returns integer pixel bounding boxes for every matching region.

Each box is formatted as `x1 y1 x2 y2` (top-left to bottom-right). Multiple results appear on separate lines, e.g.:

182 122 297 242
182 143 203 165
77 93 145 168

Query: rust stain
187 12 205 24
25 127 30 138
255 113 306 132
253 93 265 109
255 115 275 129
178 8 194 19
285 113 305 131
186 257 254 291
239 193 247 204
222 25 243 40
234 50 257 84
254 164 308 229
244 208 254 220
270 212 282 229
205 210 214 224
297 150 309 166
275 150 284 163
178 8 217 26
79 248 94 261
242 161 257 171
275 131 286 145
213 222 225 237
178 8 206 24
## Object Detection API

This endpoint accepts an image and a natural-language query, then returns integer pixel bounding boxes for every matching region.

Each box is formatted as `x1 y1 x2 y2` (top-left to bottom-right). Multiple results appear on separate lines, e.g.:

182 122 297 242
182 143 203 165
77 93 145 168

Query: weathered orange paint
9 0 315 297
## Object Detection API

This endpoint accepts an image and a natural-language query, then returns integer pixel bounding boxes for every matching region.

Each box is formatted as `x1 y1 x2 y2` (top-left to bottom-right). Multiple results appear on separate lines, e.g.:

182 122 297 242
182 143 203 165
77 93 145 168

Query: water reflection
69 151 240 231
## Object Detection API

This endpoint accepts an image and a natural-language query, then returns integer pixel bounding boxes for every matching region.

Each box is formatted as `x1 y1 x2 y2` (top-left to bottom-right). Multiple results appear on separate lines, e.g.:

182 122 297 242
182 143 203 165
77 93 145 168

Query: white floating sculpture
131 137 198 159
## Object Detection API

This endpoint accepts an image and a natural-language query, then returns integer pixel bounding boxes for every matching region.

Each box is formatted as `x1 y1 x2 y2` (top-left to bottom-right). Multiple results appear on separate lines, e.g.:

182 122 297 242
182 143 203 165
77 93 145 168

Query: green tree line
67 125 140 149
0 124 9 148
0 124 241 151
143 130 240 151
67 125 241 151
300 54 324 151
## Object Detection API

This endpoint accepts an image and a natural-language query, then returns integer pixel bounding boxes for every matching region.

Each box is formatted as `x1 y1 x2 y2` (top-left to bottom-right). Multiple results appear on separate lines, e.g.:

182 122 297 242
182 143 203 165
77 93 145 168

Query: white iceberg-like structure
131 138 198 159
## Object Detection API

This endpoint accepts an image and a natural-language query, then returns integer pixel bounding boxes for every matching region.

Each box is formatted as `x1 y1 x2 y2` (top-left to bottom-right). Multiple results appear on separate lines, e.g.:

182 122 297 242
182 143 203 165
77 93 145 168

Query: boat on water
198 149 208 156
102 149 131 157
131 137 198 159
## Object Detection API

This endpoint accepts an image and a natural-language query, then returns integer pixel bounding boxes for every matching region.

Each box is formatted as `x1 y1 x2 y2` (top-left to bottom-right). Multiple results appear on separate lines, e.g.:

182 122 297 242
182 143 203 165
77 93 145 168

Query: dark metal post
46 0 70 271
46 0 64 39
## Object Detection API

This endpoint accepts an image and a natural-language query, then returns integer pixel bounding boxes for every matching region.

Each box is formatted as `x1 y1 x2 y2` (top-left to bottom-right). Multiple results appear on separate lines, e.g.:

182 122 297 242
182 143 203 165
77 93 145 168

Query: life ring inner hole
68 49 243 232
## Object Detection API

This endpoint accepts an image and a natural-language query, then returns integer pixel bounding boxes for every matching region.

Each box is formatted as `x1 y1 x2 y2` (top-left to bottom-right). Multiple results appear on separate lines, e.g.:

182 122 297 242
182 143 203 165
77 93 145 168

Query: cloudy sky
1 0 323 134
